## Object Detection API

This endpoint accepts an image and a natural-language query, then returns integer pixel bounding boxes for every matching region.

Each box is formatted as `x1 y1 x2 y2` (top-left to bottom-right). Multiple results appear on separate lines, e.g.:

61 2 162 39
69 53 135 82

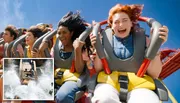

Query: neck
64 44 73 52
7 40 13 44
63 40 73 52
115 33 131 39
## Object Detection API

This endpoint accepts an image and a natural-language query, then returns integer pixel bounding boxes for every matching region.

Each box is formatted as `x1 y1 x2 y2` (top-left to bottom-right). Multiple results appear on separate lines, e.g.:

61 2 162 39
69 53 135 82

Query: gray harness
54 39 74 69
102 27 146 73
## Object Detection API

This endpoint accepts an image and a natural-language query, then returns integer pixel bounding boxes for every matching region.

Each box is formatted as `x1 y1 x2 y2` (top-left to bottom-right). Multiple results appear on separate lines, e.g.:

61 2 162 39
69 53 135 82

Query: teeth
119 29 126 31
118 29 126 32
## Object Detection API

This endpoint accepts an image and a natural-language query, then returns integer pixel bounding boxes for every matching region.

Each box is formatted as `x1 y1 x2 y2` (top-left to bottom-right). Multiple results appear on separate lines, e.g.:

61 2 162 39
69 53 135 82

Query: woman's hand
90 34 97 47
73 38 85 51
159 25 169 44
90 20 102 47
150 25 169 44
16 44 24 57
31 48 39 58
38 41 49 57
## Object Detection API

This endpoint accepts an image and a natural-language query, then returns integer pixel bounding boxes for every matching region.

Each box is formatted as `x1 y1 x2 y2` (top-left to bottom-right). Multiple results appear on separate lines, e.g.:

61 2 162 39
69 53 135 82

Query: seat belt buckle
56 71 64 79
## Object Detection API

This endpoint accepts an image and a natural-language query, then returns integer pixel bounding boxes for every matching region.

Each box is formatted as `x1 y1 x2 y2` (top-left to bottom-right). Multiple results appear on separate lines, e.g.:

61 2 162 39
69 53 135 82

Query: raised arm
147 26 169 78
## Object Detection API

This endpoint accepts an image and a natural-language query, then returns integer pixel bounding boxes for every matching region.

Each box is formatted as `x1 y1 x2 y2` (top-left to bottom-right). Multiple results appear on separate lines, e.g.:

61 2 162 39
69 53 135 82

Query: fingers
159 25 169 33
90 35 96 39
159 32 168 42
39 42 48 51
31 51 36 55
34 48 39 52
159 25 168 43
32 48 39 53
17 51 24 57
17 49 24 57
151 25 168 35
150 25 169 44
31 48 39 57
159 31 167 37
90 54 96 60
74 38 85 45
77 38 85 45
90 35 97 46
73 38 85 50
159 35 167 42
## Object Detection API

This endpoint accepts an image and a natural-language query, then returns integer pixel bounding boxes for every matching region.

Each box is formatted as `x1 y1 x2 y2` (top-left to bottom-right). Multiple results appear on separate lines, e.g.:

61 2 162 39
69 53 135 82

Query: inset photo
3 58 54 101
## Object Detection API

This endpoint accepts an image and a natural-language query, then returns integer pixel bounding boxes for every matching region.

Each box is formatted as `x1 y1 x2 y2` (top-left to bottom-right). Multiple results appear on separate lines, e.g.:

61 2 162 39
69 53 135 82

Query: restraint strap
119 75 129 103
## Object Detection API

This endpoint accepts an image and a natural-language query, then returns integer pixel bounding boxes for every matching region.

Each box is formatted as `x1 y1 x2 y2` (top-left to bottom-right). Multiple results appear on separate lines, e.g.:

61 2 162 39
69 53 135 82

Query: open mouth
118 29 126 34
60 38 67 44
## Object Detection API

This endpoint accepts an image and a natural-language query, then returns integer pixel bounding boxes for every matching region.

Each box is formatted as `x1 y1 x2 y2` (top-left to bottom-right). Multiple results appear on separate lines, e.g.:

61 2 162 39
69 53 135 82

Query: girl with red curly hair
90 4 169 103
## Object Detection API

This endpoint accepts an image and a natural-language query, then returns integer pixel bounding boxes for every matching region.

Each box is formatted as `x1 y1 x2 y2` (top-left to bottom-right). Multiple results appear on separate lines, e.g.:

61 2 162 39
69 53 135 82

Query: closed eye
114 21 120 24
122 18 128 22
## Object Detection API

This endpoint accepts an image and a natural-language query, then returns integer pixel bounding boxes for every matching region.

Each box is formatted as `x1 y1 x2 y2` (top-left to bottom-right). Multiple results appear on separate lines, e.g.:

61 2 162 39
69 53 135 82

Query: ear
11 35 14 39
130 22 133 28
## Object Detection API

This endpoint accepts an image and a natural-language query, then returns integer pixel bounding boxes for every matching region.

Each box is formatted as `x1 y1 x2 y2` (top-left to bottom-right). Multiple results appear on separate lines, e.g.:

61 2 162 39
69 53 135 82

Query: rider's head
57 11 86 46
57 11 91 53
25 26 43 46
3 25 18 43
108 4 143 38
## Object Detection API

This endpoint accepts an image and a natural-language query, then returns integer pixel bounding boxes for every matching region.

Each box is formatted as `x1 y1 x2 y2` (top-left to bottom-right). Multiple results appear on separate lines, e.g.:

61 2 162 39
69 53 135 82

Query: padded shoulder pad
102 28 113 46
133 24 145 34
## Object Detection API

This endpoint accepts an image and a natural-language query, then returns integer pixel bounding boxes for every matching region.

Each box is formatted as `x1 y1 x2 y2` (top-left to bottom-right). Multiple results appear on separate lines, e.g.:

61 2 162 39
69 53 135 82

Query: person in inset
24 68 28 77
90 4 169 103
29 68 34 77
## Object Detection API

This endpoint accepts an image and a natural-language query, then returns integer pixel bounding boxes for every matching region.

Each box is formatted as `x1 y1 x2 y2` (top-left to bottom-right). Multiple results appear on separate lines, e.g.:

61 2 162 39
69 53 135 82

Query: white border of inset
3 58 54 101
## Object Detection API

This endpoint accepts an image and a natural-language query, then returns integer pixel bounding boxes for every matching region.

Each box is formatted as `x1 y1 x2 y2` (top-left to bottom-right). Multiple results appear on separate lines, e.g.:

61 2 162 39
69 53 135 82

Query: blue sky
0 0 180 102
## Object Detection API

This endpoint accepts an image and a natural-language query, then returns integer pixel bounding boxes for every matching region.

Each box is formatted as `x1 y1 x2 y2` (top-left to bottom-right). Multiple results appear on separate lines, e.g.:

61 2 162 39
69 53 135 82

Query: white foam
4 60 54 100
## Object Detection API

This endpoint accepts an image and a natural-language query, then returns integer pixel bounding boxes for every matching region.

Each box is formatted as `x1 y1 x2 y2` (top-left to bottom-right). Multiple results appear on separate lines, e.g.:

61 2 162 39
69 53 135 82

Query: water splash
4 59 54 100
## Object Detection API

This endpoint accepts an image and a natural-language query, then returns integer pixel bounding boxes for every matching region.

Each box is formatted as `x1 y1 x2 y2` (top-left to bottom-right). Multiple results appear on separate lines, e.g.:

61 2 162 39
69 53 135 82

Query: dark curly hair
58 11 92 53
28 26 44 38
5 25 18 40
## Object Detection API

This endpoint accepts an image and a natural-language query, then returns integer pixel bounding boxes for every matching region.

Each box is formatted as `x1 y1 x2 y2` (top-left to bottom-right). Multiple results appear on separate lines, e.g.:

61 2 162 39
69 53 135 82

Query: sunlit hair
58 11 86 42
58 11 91 53
28 26 44 38
5 25 18 40
108 4 143 27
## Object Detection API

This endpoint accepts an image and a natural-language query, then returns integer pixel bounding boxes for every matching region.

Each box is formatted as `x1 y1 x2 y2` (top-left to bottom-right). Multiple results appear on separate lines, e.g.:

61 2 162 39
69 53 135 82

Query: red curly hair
108 4 143 27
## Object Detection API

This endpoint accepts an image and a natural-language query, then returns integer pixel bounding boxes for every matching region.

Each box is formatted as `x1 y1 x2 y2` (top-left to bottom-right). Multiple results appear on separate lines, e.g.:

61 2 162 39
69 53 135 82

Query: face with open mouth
2 30 14 43
57 26 73 46
25 32 37 46
111 12 132 38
